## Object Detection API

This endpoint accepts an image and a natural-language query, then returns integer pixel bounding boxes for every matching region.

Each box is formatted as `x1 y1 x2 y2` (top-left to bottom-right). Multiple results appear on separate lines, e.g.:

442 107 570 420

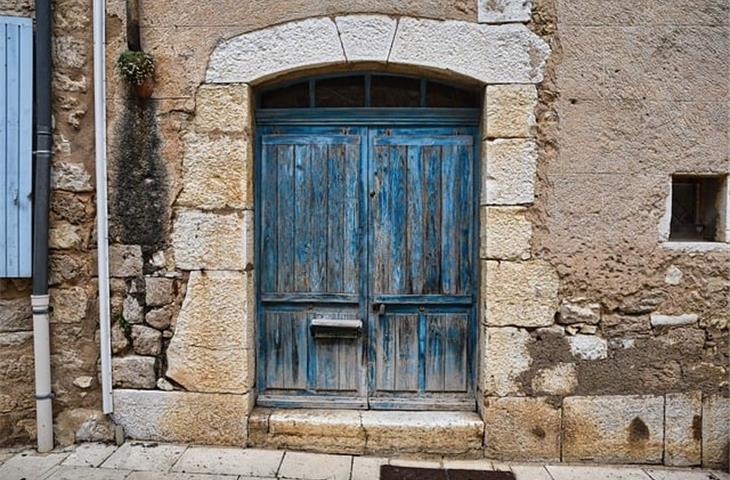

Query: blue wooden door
257 125 477 410
367 128 476 410
0 17 33 278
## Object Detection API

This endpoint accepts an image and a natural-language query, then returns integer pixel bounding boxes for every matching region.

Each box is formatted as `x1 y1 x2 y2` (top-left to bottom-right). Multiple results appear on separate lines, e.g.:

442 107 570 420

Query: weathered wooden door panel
257 128 367 406
368 128 477 409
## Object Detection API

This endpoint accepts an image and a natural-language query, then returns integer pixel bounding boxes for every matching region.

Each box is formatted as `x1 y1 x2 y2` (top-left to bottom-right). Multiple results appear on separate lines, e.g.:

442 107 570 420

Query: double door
256 124 477 410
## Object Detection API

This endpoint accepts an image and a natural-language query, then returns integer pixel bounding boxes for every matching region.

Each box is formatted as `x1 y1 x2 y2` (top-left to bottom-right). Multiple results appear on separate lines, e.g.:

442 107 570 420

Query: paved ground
0 442 727 480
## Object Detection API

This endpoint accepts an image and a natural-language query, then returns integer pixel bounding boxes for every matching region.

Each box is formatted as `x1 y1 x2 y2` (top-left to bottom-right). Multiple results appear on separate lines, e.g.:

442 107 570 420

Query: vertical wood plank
310 143 328 291
423 146 442 294
265 313 284 389
260 143 279 292
17 22 32 276
283 312 308 390
456 144 473 295
372 144 390 293
343 142 359 293
327 143 345 292
444 313 468 392
406 146 424 294
389 145 407 293
5 23 20 276
294 144 312 291
0 23 7 275
277 144 295 292
425 315 445 392
440 144 458 294
395 314 419 391
376 313 395 391
315 338 338 390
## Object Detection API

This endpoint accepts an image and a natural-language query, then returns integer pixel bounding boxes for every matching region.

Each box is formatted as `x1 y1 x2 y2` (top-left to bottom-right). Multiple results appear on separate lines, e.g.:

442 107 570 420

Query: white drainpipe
93 0 114 414
31 294 53 452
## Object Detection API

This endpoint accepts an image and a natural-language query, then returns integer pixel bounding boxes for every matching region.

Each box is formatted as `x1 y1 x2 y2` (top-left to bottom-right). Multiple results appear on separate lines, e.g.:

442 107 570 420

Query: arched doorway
255 73 481 410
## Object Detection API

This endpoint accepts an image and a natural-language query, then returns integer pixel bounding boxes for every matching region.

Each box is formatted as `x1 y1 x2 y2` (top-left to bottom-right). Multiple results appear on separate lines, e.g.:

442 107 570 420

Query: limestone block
484 260 559 327
172 210 244 270
111 321 129 354
112 356 156 389
486 85 537 138
109 244 143 277
51 161 93 192
650 313 698 328
482 139 537 205
558 299 601 325
145 277 174 307
0 297 31 332
49 222 84 249
602 313 651 337
478 0 533 23
53 36 87 68
335 15 396 62
194 84 250 134
166 271 252 394
207 17 345 83
176 132 252 210
531 363 577 396
145 306 173 330
569 334 608 360
484 397 560 461
361 410 483 455
484 327 531 396
664 265 683 285
390 19 549 84
131 325 162 356
482 207 532 260
122 295 143 324
702 394 729 469
112 389 250 445
49 286 88 324
563 395 664 464
54 408 114 446
664 392 702 467
255 409 366 454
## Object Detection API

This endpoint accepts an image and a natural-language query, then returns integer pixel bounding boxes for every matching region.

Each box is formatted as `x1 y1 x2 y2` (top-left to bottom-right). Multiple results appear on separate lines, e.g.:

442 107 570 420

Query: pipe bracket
34 392 55 400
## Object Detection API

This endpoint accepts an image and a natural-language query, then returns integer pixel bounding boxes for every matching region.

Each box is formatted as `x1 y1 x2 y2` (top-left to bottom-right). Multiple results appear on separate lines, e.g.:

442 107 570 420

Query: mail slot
310 318 362 339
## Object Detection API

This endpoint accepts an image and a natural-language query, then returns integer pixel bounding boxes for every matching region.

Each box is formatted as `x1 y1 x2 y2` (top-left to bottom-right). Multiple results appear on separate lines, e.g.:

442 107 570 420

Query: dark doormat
380 465 515 480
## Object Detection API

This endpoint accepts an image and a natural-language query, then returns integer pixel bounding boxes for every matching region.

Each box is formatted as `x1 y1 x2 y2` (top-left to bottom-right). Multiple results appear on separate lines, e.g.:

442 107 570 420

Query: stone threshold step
248 408 485 457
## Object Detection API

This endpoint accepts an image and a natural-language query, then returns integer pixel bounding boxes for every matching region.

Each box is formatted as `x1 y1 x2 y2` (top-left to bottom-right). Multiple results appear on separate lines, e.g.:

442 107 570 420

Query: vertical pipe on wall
94 0 114 414
125 0 141 51
31 0 54 453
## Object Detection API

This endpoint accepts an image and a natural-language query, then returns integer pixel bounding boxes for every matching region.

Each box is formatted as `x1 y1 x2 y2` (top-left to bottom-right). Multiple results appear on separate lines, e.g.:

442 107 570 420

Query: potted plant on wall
117 50 155 98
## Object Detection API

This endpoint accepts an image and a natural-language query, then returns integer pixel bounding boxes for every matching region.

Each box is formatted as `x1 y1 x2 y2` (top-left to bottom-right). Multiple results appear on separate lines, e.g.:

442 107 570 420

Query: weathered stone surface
194 83 250 134
650 313 698 328
51 161 93 192
166 271 252 394
559 299 601 325
390 19 549 84
478 0 533 23
50 286 88 324
482 207 532 260
207 17 344 83
112 389 250 445
664 391 702 466
122 295 143 324
176 132 252 210
72 376 93 389
484 260 559 327
170 446 283 477
664 265 683 285
278 451 352 480
111 356 156 389
482 139 537 205
50 253 89 285
486 84 537 138
131 325 162 356
484 397 560 461
361 410 483 455
109 245 143 278
111 322 129 354
53 36 87 68
702 394 729 469
55 408 114 445
49 222 84 249
563 395 664 463
602 313 651 337
145 277 174 307
484 327 531 396
172 210 245 270
569 334 608 360
0 297 31 332
531 362 578 396
251 409 366 454
335 15 396 62
145 306 173 330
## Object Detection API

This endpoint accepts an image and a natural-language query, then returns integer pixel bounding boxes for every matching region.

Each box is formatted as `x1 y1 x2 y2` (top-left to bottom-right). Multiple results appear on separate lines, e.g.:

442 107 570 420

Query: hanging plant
117 50 155 97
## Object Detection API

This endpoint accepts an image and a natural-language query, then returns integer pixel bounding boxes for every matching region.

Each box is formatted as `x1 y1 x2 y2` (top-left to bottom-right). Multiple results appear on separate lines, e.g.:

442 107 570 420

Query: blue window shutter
1 16 33 278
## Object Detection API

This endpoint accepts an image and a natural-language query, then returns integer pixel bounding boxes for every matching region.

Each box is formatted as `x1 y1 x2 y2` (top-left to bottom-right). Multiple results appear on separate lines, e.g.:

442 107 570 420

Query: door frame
254 107 482 409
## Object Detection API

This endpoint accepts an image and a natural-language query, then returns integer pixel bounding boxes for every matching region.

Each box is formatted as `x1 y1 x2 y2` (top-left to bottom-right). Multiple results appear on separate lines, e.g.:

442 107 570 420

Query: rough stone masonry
0 0 727 471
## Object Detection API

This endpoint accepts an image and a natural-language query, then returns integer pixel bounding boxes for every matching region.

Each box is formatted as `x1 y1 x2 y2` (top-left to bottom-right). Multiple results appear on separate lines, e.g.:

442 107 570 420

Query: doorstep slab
101 442 187 472
249 408 484 457
171 446 283 477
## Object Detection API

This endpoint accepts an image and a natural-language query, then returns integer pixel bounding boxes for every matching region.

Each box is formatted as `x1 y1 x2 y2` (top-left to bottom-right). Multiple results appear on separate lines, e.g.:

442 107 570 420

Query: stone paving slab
43 465 130 480
127 471 241 479
61 442 118 467
171 446 283 477
0 451 69 480
101 442 187 472
278 451 352 480
351 456 387 480
510 464 553 480
442 459 494 470
547 465 653 480
645 469 730 480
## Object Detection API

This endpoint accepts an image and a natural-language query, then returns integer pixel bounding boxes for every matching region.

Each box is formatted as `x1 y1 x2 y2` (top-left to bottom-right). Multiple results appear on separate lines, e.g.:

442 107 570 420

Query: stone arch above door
205 15 550 85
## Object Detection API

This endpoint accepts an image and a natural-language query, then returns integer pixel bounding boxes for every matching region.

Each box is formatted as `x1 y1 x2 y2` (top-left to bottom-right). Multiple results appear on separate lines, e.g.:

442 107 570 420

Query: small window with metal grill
669 175 726 242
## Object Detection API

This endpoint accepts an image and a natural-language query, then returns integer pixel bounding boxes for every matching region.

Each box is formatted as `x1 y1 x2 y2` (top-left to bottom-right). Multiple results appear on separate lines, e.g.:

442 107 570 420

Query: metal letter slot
310 317 362 339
